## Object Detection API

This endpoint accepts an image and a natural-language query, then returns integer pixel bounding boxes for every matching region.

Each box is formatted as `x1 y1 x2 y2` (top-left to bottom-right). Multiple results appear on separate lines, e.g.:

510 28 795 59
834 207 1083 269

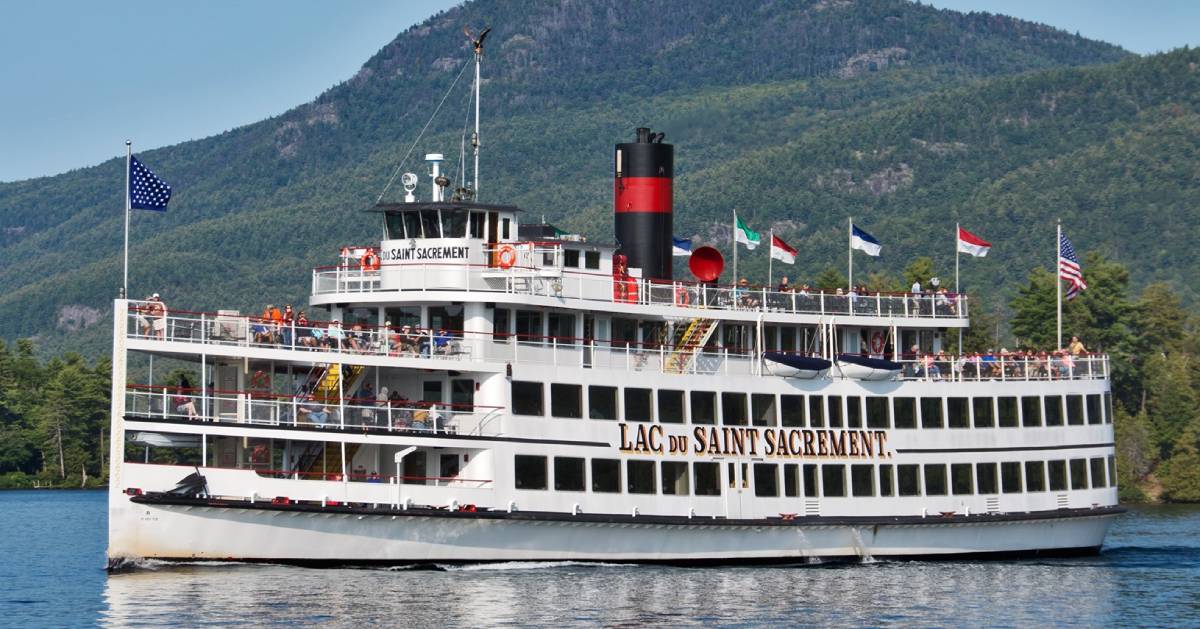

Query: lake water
1 490 1197 627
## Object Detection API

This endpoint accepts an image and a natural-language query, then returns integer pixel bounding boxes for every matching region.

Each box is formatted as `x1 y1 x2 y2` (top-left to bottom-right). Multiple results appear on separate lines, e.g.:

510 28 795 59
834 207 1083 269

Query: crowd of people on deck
723 276 959 314
906 336 1094 380
239 304 461 357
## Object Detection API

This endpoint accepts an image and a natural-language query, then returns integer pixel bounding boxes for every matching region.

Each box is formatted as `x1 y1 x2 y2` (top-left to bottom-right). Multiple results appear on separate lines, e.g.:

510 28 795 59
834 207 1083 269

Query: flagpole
847 217 853 289
732 208 738 283
768 229 774 288
955 222 962 353
1056 220 1063 350
123 140 131 298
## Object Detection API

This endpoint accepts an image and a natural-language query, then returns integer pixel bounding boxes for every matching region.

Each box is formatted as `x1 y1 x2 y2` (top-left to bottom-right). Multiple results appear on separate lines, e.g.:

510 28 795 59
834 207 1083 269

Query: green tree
1143 354 1199 459
903 257 935 290
1009 267 1058 349
814 267 847 291
1113 407 1155 502
1158 426 1200 502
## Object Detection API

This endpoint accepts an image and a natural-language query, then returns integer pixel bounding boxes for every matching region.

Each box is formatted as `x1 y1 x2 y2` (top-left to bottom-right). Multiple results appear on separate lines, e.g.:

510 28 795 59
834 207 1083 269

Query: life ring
869 331 886 354
497 244 517 269
674 285 691 306
360 248 381 271
249 369 271 390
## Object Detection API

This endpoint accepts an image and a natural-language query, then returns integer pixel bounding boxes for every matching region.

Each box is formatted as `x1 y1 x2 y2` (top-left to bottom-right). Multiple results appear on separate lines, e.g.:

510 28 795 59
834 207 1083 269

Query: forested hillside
0 0 1132 357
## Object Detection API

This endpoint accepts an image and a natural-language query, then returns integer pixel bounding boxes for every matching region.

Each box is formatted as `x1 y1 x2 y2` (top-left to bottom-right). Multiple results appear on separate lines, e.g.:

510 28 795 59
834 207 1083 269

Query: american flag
129 155 172 211
1059 233 1087 300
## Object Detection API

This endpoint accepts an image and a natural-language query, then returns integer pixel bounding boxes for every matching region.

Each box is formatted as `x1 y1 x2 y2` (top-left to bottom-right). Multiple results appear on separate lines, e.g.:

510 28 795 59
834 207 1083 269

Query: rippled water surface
1 490 1197 627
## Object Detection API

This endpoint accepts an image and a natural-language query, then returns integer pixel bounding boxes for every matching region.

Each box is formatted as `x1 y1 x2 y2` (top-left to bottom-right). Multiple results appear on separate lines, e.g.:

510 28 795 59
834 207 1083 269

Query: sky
1 1 1197 183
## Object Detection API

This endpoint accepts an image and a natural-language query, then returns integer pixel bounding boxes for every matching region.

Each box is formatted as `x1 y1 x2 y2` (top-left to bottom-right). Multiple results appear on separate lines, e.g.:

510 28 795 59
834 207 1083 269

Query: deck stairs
664 318 718 374
312 364 364 404
300 442 361 478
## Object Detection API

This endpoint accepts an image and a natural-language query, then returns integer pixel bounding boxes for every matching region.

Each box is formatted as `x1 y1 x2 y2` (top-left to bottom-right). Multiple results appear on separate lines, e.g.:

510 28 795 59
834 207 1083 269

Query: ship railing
892 353 1109 382
250 469 493 488
125 308 475 362
488 335 759 376
310 263 968 321
124 385 503 436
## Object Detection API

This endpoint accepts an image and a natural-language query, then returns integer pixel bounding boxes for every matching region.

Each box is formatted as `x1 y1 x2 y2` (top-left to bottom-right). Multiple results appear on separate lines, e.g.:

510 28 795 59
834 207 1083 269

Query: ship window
721 392 748 426
974 397 996 428
1045 395 1064 426
492 308 511 341
866 397 889 429
403 452 426 485
920 398 944 429
421 210 442 239
947 397 969 429
591 458 621 492
1108 455 1117 486
781 395 804 427
428 306 463 335
752 394 776 427
515 310 543 342
1022 396 1042 427
754 464 779 497
440 454 461 480
781 327 797 352
385 306 422 330
1001 462 1023 493
924 464 947 495
386 212 405 239
1066 394 1085 425
627 460 656 494
547 312 576 342
625 388 653 422
976 463 998 494
589 386 618 420
1048 460 1068 491
584 250 600 269
951 463 973 495
658 389 685 424
469 211 485 238
822 465 846 497
851 464 874 497
1104 393 1114 424
514 455 547 490
501 217 511 239
878 465 894 496
443 209 467 238
802 464 819 497
693 462 720 496
897 464 920 496
783 464 800 497
997 396 1017 428
1025 461 1046 492
554 457 585 491
846 396 863 429
691 391 716 425
511 381 543 416
661 461 689 495
1090 457 1107 488
611 317 637 348
893 397 916 429
550 384 582 419
827 395 844 428
808 396 825 428
1086 394 1103 425
402 211 422 239
563 249 580 268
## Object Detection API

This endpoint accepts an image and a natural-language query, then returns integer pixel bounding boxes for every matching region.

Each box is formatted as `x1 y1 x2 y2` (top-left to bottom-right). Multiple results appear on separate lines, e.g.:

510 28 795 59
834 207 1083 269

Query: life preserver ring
249 369 271 390
675 285 691 306
496 244 517 269
360 248 381 271
869 331 886 354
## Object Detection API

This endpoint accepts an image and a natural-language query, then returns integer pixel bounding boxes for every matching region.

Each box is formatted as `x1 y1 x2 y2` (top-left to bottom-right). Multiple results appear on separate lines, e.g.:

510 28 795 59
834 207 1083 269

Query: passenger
149 293 168 340
295 311 317 348
253 305 273 344
367 471 382 483
1068 335 1087 356
298 389 329 427
325 320 346 350
776 276 791 292
281 305 295 347
400 325 420 354
173 375 199 419
136 296 153 336
268 304 283 344
377 386 391 427
352 464 367 481
412 402 431 431
346 324 365 353
434 328 452 355
356 381 376 426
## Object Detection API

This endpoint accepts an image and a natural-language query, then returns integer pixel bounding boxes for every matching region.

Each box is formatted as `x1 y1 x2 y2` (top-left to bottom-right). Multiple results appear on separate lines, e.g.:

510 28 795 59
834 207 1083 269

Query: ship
106 42 1120 568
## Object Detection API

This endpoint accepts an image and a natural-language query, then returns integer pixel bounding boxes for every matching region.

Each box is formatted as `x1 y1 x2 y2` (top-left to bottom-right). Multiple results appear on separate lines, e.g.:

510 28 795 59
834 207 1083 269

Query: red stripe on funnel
615 177 672 213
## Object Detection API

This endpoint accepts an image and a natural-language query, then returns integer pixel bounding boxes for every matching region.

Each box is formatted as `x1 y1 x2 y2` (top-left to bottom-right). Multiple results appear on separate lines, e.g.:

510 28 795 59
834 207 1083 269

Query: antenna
465 26 490 199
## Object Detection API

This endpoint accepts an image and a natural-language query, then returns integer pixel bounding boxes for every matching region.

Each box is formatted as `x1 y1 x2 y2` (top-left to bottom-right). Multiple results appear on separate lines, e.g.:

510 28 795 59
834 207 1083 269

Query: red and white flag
770 234 797 264
957 226 991 257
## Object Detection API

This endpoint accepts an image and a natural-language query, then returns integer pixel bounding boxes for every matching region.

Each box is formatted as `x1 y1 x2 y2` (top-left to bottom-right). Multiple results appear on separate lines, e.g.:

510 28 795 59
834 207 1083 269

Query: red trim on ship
614 177 672 213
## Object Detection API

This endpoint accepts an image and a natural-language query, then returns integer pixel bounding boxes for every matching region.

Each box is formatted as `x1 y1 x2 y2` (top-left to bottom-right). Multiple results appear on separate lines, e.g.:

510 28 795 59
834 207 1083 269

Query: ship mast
468 27 490 199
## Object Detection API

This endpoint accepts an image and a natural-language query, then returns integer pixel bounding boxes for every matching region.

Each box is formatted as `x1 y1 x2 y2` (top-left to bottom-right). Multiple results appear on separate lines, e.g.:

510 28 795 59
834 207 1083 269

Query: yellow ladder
313 363 364 404
665 318 717 374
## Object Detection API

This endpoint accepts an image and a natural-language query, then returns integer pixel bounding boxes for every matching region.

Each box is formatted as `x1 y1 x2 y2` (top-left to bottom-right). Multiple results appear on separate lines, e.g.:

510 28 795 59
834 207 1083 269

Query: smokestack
614 127 673 280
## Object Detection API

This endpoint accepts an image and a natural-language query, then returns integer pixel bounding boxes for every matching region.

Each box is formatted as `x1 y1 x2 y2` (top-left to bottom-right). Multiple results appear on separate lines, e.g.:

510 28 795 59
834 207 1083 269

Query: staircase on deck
664 318 718 374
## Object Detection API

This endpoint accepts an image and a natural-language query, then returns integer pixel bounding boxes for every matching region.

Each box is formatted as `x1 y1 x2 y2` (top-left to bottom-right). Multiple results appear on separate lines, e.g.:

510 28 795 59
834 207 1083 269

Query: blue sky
1 1 1196 183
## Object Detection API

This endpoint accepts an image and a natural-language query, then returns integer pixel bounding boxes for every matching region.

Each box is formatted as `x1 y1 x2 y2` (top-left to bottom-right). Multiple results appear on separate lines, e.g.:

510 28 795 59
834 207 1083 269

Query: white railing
125 387 501 435
310 263 968 321
894 354 1109 382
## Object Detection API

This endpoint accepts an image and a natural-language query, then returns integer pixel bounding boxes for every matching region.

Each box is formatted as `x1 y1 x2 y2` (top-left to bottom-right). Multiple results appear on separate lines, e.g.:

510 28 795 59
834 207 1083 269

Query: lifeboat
835 354 903 381
762 352 832 379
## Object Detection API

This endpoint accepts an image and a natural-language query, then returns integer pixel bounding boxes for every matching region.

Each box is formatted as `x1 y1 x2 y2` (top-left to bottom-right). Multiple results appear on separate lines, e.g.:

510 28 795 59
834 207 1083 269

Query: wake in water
436 560 638 572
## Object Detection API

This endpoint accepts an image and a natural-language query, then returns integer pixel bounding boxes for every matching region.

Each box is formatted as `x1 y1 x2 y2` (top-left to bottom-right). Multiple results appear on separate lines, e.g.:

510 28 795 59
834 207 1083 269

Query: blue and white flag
672 236 693 257
851 224 881 256
129 155 172 211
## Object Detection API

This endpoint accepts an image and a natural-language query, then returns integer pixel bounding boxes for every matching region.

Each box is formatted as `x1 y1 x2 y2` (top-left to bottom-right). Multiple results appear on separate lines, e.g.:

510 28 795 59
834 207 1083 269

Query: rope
375 58 472 204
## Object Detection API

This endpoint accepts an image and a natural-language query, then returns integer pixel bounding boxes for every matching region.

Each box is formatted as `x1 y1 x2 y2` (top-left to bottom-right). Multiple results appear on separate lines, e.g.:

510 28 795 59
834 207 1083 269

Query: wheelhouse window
691 391 716 425
584 250 600 269
693 462 720 495
511 381 544 416
627 460 656 494
421 210 442 238
514 455 547 490
550 384 582 419
554 457 585 491
443 209 467 238
661 461 689 495
403 211 422 239
588 386 618 420
658 389 685 424
625 388 653 422
893 397 916 429
563 249 580 268
469 211 486 238
591 458 621 492
386 212 406 239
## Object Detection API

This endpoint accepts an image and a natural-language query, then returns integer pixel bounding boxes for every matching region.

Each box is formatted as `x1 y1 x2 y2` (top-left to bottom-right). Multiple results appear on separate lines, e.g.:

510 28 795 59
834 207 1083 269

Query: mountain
0 0 1144 355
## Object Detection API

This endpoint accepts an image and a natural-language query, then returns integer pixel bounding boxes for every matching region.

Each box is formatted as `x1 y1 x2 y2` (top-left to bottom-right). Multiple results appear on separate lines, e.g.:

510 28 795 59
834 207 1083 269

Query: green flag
734 215 761 250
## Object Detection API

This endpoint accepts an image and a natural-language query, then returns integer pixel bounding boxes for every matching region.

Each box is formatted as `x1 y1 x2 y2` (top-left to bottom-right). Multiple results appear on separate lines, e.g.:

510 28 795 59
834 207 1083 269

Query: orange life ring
675 285 691 306
497 244 517 269
360 249 381 271
250 369 271 389
869 331 886 354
